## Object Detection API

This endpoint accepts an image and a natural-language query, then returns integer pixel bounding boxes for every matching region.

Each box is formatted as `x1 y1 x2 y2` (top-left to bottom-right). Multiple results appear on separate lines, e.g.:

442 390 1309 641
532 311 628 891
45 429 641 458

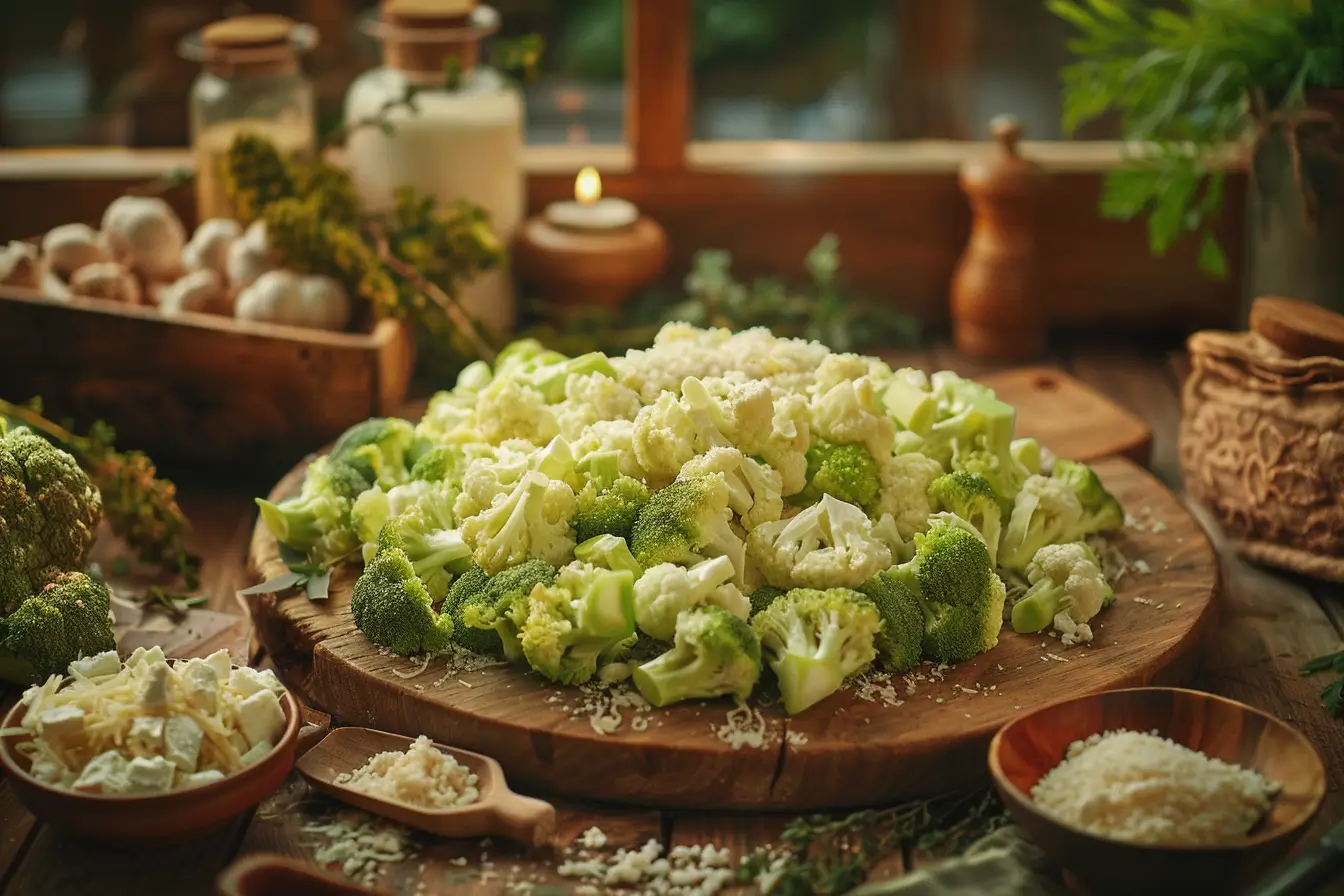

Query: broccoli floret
0 572 116 684
792 438 880 511
1051 460 1124 536
353 479 458 550
508 563 636 684
746 494 891 590
495 338 566 374
508 352 618 403
680 447 784 531
351 548 454 656
748 585 786 618
454 559 558 660
460 471 577 574
998 475 1086 573
944 396 1024 513
633 556 749 640
375 506 472 604
927 471 1003 568
1011 542 1114 646
573 476 649 544
409 446 460 483
882 369 937 435
0 426 103 614
857 571 924 674
887 516 1006 664
629 474 746 582
331 417 417 489
255 456 370 562
1011 438 1042 475
750 587 881 715
632 605 761 707
573 534 643 576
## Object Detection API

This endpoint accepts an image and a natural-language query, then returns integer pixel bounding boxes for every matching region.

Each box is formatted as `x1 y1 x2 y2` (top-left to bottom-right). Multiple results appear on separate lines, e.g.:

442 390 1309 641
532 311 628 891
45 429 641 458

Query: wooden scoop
296 727 557 847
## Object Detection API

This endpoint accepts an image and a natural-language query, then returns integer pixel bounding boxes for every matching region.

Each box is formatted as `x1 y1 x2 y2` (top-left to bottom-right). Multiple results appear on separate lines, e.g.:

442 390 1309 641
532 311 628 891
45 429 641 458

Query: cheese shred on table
334 735 479 809
1031 729 1282 846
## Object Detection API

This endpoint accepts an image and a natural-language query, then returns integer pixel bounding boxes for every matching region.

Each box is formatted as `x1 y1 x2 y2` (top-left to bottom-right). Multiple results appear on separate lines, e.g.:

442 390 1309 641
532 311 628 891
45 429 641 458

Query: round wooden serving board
246 455 1218 811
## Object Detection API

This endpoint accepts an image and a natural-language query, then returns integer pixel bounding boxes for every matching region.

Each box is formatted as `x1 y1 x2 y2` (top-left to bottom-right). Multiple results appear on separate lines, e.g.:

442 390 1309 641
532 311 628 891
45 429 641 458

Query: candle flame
575 166 602 205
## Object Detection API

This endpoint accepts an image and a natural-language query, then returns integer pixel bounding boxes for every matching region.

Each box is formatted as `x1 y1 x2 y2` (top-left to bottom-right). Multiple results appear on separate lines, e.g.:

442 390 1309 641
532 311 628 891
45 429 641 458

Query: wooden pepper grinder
951 115 1047 359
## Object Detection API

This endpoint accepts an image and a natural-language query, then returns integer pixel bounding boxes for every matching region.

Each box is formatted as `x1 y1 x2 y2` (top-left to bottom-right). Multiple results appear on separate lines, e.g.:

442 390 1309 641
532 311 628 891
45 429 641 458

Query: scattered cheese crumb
304 810 413 887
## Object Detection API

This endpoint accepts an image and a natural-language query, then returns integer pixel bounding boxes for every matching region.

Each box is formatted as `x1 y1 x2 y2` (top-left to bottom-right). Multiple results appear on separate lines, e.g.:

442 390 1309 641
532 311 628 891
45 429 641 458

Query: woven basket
1180 330 1344 581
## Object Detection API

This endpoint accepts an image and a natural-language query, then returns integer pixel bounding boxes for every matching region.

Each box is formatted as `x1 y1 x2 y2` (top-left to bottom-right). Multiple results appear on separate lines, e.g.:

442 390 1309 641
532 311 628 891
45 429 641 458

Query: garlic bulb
295 275 352 331
0 241 40 289
101 195 187 282
42 223 108 278
226 220 275 290
160 269 228 316
182 218 241 276
70 261 141 304
235 270 351 332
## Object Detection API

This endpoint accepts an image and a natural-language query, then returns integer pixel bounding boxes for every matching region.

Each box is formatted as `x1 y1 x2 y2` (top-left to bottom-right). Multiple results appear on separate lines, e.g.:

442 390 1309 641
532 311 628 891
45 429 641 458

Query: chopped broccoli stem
883 378 937 435
632 605 761 707
1011 438 1042 475
574 534 643 576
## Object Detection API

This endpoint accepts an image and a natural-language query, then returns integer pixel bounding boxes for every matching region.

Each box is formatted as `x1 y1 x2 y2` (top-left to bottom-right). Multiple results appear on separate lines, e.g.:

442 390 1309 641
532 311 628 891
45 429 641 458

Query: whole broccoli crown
331 417 417 486
0 572 115 681
858 571 924 674
911 520 994 606
748 585 787 618
629 474 731 567
631 605 762 707
351 548 454 656
444 563 491 613
0 428 102 613
795 438 879 509
574 476 650 544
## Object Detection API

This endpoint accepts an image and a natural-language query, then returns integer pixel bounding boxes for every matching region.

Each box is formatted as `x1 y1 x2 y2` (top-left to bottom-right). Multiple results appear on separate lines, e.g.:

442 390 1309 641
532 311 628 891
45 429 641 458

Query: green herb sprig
1301 649 1344 715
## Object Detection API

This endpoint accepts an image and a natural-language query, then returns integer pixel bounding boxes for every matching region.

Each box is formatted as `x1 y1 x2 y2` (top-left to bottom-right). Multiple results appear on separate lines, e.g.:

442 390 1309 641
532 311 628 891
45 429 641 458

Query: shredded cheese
1031 729 1281 846
334 735 479 809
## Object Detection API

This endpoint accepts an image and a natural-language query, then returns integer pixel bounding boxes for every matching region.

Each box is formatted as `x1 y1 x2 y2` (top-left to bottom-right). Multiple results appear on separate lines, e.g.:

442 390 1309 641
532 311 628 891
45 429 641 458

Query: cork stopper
959 114 1042 196
196 15 307 76
379 0 487 80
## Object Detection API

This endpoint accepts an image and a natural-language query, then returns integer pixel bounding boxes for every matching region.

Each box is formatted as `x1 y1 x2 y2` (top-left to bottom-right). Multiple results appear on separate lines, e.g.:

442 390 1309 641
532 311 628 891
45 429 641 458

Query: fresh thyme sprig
1301 649 1344 716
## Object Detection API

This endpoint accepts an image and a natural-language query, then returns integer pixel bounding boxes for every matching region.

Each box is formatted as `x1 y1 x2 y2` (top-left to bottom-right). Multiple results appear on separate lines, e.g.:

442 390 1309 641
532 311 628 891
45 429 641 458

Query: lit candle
545 167 639 231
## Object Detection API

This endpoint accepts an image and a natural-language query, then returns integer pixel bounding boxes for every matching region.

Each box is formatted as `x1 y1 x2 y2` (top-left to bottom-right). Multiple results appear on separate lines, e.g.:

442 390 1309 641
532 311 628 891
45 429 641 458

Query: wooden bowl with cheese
988 687 1325 896
0 652 300 842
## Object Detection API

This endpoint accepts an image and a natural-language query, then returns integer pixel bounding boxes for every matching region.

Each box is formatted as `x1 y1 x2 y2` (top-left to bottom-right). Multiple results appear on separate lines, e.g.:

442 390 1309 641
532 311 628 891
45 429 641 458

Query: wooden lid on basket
200 15 301 76
381 0 481 78
1250 297 1344 360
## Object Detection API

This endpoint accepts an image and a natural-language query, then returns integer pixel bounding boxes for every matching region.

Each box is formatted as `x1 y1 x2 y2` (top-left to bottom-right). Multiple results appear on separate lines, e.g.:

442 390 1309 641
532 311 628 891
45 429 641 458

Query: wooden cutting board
980 367 1153 466
245 456 1216 811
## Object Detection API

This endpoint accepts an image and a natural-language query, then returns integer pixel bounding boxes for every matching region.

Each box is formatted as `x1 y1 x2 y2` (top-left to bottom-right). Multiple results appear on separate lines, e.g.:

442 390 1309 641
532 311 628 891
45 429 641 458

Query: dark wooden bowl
0 676 300 842
989 687 1326 896
216 853 368 896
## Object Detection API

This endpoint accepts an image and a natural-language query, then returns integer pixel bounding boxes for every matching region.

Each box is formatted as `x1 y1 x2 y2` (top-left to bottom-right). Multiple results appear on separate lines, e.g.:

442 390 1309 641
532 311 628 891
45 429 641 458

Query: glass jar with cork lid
344 0 523 338
180 15 318 221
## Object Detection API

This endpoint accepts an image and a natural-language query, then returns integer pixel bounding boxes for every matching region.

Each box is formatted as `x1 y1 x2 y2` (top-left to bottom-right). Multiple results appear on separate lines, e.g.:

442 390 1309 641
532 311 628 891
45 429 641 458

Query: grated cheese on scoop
334 735 480 809
1031 729 1281 846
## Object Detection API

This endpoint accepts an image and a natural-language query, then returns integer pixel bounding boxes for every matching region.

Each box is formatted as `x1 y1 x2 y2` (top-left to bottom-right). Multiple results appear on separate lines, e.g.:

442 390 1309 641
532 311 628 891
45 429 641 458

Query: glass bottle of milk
181 15 318 222
345 1 523 338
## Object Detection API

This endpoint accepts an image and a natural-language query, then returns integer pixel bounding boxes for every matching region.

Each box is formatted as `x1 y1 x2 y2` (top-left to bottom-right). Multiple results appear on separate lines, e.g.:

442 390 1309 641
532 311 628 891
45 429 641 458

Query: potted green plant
1049 0 1344 321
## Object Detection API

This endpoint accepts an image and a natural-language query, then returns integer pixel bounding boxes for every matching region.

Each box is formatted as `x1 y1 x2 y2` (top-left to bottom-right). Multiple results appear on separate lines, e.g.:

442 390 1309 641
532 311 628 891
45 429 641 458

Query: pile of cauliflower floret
256 324 1125 716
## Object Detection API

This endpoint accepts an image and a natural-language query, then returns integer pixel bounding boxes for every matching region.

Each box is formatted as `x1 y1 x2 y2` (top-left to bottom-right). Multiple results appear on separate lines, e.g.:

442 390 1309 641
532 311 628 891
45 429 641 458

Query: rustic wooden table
3 340 1342 896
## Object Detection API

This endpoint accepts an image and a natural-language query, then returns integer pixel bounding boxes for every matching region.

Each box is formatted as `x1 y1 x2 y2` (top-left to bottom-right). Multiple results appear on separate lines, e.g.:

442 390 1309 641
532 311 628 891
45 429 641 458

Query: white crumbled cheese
69 651 121 679
37 705 85 747
579 827 608 849
228 666 271 697
124 755 176 793
713 703 778 750
179 769 226 789
180 658 220 713
234 689 286 747
559 836 737 896
1133 559 1152 574
72 750 130 794
333 735 480 810
129 716 166 752
204 649 233 681
1032 729 1282 846
126 645 166 669
304 810 414 887
164 715 204 772
139 662 171 709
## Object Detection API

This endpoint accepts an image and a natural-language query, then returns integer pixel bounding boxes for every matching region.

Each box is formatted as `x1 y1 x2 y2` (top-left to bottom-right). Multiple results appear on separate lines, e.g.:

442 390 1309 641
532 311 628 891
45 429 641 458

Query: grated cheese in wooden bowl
1031 729 1282 846
4 647 289 794
334 735 480 809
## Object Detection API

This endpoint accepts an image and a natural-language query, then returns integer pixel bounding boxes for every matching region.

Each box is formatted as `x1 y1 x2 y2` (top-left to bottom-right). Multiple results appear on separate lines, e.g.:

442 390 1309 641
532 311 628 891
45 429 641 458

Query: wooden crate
0 286 414 472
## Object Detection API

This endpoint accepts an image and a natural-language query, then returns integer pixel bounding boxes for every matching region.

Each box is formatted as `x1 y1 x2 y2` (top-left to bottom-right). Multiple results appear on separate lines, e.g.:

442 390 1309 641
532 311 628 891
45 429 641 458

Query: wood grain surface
245 455 1218 810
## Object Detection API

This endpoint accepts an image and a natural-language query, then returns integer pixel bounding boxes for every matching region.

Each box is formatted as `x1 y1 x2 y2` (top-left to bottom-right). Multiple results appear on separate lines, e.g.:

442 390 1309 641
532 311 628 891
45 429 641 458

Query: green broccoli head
632 605 762 707
629 474 745 581
0 571 116 683
256 456 370 562
331 417 417 489
998 475 1086 573
508 564 636 685
409 446 461 483
748 585 787 619
573 534 643 576
889 517 1006 664
1011 542 1113 636
927 470 1003 568
857 571 925 674
750 587 881 715
440 565 502 656
375 506 472 604
456 559 558 660
351 548 454 656
0 427 103 614
1050 460 1124 536
793 438 880 510
573 476 650 544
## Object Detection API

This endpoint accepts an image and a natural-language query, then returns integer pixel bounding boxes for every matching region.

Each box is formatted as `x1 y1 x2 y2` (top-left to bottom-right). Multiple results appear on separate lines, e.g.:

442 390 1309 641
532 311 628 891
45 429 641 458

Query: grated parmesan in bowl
334 735 481 810
1030 729 1282 847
